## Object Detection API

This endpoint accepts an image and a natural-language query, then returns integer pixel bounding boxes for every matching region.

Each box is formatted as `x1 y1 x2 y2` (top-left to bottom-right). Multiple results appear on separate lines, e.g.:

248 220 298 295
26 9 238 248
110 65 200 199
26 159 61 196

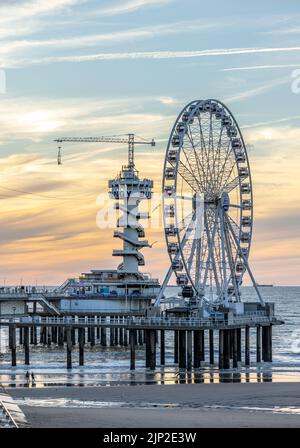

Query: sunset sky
0 0 300 286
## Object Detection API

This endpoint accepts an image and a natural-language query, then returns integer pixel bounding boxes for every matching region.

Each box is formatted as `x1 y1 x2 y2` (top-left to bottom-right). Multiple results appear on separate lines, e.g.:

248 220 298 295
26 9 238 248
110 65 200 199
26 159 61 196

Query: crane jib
54 134 155 166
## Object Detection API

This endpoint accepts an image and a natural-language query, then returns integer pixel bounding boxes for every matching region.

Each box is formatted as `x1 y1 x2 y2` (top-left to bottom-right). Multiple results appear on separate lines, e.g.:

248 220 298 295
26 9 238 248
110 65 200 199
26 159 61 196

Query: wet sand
8 382 300 428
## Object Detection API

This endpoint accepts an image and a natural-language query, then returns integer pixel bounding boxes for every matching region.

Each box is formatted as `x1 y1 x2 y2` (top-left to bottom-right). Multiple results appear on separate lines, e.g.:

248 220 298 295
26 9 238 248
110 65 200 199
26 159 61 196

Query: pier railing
0 314 283 329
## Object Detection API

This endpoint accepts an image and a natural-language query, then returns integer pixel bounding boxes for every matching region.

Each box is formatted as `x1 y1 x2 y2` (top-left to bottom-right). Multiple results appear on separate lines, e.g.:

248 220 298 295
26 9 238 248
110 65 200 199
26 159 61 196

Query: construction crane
54 133 155 168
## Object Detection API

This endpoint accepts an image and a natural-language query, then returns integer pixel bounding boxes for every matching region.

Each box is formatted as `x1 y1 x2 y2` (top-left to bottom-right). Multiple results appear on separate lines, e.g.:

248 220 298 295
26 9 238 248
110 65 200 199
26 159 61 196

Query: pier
0 314 283 370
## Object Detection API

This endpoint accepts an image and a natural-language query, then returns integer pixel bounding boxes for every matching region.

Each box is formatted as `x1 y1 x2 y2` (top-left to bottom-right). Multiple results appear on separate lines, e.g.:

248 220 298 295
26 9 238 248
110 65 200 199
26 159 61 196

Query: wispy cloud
241 115 300 129
0 0 85 40
224 77 289 103
94 0 173 17
221 64 300 72
0 0 83 22
6 46 300 68
0 20 215 57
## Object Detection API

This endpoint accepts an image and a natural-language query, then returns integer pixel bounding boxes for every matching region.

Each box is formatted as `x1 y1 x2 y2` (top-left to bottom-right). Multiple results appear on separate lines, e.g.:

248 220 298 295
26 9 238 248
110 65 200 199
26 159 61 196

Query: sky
0 0 300 286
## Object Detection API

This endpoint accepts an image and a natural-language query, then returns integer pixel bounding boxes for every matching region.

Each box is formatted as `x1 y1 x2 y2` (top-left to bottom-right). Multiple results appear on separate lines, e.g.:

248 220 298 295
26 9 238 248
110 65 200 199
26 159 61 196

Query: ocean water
0 286 299 387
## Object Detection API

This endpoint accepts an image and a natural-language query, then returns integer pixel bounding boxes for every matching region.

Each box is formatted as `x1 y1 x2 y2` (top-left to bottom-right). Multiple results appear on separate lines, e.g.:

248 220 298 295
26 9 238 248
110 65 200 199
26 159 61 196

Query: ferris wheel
158 99 263 308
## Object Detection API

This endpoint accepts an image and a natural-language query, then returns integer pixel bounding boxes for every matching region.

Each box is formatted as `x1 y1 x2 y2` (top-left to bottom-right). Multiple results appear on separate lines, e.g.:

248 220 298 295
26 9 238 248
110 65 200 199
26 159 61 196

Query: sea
0 286 299 388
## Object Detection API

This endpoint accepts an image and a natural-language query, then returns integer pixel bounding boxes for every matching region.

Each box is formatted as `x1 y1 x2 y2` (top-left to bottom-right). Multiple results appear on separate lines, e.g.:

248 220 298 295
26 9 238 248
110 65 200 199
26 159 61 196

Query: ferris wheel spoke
222 157 241 192
196 115 211 190
177 210 195 233
185 127 207 191
186 126 203 178
217 139 234 191
201 207 219 290
227 213 241 231
211 122 224 192
177 159 201 192
199 114 216 191
223 175 240 193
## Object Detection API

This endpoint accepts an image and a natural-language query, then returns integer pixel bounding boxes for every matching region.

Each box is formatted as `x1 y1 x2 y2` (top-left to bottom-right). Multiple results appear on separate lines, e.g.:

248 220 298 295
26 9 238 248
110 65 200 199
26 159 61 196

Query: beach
8 382 300 428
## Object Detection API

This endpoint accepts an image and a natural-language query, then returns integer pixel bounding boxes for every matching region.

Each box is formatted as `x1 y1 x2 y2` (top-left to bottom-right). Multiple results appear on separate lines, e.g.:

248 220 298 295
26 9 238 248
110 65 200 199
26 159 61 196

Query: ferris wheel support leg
224 218 241 302
226 216 265 307
220 207 229 307
201 209 219 293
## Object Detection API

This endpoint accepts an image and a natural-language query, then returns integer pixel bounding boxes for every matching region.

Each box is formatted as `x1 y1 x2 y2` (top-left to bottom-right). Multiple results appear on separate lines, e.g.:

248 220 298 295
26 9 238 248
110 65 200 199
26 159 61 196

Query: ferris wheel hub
220 192 230 212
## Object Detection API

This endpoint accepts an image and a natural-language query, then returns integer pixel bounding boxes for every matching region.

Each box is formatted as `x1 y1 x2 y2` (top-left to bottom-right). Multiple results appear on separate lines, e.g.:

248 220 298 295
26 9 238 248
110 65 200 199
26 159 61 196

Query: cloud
241 115 300 129
6 46 300 68
0 96 173 148
94 0 173 16
220 64 300 72
0 0 85 40
0 20 216 57
224 77 289 103
0 0 83 22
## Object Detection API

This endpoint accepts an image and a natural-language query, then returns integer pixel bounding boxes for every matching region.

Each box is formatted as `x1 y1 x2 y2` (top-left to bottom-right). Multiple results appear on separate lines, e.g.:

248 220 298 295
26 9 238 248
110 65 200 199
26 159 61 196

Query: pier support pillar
200 330 205 362
66 327 72 370
269 325 273 362
130 330 136 371
71 328 76 346
219 330 224 370
232 328 238 368
193 331 200 368
101 327 107 346
179 331 186 369
149 330 156 370
223 330 230 369
79 328 84 366
52 327 58 344
160 330 165 366
119 327 124 346
30 326 34 345
58 327 64 347
245 326 250 367
33 326 37 345
47 327 51 346
114 321 119 346
110 317 114 346
256 326 261 363
262 325 272 362
19 327 23 345
174 330 179 364
24 327 30 365
96 320 100 340
138 330 143 346
123 329 128 347
90 327 95 347
145 330 150 368
187 331 192 371
40 326 45 344
209 329 214 365
237 328 242 362
10 325 17 367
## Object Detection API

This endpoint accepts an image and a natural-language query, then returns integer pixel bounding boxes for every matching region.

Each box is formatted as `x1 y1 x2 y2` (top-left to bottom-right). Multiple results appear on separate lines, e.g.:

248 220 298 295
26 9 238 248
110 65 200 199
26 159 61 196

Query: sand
8 383 300 428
